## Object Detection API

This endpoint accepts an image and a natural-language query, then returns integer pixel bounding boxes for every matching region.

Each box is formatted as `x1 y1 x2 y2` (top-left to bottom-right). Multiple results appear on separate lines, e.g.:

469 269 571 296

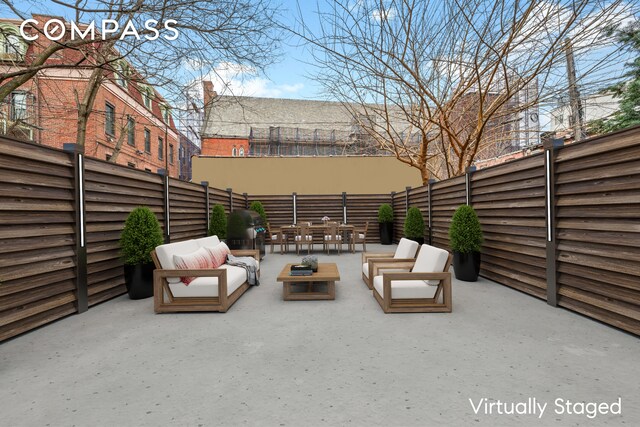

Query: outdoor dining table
279 223 357 252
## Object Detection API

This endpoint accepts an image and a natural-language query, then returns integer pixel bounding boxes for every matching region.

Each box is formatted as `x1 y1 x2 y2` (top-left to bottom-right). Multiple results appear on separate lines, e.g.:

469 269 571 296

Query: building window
114 61 129 88
239 147 245 157
169 144 174 164
232 147 237 157
179 146 184 161
0 24 27 60
105 102 115 136
10 91 28 121
144 128 151 153
139 84 154 109
127 116 135 146
127 162 135 168
160 104 171 124
158 136 164 160
106 154 112 161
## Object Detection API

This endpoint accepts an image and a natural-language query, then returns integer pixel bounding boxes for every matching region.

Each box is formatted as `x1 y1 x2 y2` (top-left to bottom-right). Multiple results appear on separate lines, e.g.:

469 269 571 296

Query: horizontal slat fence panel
248 195 294 233
392 192 405 244
407 186 430 243
472 154 546 299
0 138 78 342
169 178 207 242
346 194 390 243
555 129 640 335
84 158 165 306
208 187 232 214
430 176 466 250
296 194 343 242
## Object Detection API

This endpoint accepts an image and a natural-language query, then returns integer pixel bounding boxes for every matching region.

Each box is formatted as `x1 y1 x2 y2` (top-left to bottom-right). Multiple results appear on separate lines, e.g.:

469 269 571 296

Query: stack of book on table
290 265 313 276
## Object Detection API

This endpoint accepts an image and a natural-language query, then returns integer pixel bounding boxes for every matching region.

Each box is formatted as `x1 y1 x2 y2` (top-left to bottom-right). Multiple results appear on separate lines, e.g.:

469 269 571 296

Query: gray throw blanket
226 254 260 286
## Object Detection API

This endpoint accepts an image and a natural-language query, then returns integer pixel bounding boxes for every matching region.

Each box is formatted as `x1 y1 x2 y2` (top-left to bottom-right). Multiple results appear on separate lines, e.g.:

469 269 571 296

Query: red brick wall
201 137 249 156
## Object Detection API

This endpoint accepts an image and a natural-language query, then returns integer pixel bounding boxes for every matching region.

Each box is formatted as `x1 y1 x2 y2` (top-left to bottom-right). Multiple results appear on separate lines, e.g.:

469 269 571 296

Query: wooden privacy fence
389 127 640 336
1 125 639 340
0 138 242 341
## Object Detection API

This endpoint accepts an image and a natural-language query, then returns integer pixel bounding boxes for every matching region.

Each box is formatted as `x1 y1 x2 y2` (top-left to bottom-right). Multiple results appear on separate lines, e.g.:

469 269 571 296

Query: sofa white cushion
412 244 449 285
194 235 221 249
394 238 419 259
168 265 247 298
155 240 200 283
373 276 438 299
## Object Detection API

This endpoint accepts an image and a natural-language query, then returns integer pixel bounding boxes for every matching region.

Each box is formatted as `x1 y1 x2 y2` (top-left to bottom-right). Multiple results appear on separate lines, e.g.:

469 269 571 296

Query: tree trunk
76 68 105 147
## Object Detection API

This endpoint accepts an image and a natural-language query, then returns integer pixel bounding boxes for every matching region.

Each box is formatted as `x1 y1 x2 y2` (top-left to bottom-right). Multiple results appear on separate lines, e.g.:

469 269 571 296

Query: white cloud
203 62 304 98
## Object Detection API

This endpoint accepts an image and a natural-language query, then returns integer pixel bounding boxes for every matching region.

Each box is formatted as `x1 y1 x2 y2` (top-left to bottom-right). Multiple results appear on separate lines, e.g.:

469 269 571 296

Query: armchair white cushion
395 238 420 259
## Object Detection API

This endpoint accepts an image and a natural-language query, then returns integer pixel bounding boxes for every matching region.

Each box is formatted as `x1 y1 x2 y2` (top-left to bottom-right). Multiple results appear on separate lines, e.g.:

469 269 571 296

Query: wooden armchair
294 224 313 254
371 244 452 313
267 223 288 254
323 222 343 254
361 237 420 289
349 221 369 253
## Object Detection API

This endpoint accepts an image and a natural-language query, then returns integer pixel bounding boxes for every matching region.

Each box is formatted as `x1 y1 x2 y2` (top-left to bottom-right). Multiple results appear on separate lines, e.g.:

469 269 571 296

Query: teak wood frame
361 251 418 290
371 253 453 313
150 249 259 313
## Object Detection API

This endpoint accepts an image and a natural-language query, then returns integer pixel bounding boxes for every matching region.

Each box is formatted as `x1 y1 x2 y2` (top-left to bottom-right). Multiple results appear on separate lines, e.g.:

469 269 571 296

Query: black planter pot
379 222 393 245
124 262 155 299
453 251 481 282
407 236 424 245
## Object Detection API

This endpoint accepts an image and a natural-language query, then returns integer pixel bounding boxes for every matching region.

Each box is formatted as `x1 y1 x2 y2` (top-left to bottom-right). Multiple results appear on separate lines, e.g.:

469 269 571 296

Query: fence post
405 186 411 212
342 192 347 224
202 181 210 234
427 179 436 246
227 188 233 212
158 169 170 243
243 193 248 209
292 192 297 224
544 138 564 307
465 166 476 206
63 143 88 314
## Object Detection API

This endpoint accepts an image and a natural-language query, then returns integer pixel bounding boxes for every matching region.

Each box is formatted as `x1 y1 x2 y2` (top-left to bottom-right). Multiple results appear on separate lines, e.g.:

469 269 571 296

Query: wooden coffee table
276 263 340 300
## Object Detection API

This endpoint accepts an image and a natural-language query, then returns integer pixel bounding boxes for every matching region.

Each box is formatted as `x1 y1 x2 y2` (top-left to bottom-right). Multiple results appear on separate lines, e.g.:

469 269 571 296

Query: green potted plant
404 206 425 245
249 201 268 225
378 203 394 245
448 205 483 282
119 206 164 299
208 204 227 239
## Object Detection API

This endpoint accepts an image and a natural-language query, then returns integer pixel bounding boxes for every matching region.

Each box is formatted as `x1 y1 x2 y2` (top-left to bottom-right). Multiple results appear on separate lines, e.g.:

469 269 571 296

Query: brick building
178 131 200 181
0 16 179 177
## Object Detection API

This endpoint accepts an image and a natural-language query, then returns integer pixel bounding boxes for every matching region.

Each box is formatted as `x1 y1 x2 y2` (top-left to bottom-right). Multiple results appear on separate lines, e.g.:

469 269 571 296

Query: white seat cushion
412 244 450 285
362 262 369 278
194 235 221 249
295 235 313 241
168 265 247 297
324 235 342 240
155 240 200 283
373 275 438 299
394 238 420 259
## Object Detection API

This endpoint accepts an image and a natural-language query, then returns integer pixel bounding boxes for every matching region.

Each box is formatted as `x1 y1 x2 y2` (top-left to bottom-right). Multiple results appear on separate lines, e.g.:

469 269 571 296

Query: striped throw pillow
173 247 214 285
206 242 231 268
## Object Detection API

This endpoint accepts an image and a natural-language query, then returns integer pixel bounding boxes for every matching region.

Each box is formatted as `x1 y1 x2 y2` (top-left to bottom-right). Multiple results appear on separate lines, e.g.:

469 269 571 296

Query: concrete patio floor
1 244 639 427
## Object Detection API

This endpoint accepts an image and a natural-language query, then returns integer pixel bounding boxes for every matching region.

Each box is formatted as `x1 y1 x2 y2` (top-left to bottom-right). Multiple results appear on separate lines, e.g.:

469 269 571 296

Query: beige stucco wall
192 156 423 194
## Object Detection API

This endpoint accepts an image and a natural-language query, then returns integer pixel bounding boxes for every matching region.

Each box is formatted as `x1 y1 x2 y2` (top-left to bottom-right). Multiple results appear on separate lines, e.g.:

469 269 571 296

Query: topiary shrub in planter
448 205 483 282
208 204 227 239
249 201 268 225
403 206 425 245
120 206 164 299
378 203 394 244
